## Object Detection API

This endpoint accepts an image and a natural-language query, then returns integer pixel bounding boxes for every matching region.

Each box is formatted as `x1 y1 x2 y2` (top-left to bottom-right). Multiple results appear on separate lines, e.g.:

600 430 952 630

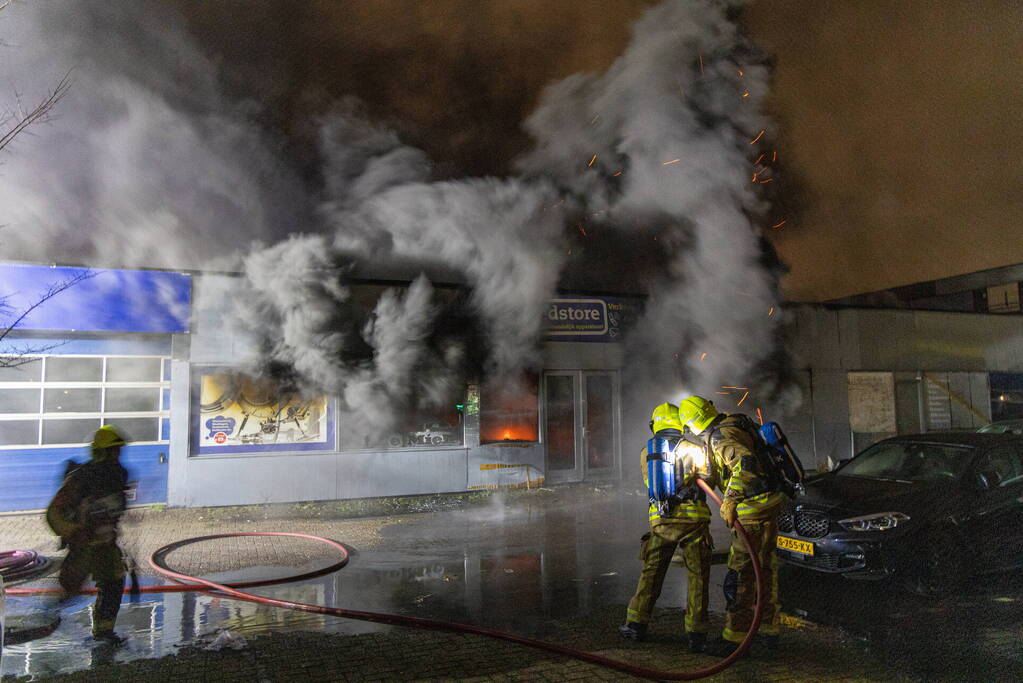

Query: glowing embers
479 374 539 444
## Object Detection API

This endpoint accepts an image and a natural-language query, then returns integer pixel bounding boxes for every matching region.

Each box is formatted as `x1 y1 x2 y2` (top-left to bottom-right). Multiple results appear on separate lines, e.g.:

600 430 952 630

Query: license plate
777 535 814 556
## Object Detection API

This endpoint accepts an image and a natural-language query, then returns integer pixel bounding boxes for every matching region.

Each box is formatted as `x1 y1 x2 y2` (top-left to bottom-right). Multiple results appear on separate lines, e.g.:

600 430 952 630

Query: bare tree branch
0 269 96 367
0 70 72 153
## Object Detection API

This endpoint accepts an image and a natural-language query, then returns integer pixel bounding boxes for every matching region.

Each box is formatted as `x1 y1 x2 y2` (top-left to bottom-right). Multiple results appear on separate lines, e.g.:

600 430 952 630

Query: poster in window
847 372 897 433
195 370 333 454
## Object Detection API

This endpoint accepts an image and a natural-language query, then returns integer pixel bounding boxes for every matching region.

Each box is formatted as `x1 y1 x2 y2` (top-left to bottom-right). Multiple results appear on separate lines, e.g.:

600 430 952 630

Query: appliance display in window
195 370 333 454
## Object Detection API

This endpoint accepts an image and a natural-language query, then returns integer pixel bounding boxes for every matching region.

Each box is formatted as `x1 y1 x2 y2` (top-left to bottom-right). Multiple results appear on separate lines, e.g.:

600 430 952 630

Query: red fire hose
7 480 764 681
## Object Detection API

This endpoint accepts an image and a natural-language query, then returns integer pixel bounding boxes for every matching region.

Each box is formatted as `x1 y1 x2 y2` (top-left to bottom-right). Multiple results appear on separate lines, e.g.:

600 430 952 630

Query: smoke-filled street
3 487 1021 680
2 0 1023 680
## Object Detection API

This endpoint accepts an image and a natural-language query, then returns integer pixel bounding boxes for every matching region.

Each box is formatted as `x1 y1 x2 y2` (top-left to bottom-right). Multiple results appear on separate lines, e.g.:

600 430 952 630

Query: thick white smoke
0 1 308 269
2 0 793 437
517 0 788 423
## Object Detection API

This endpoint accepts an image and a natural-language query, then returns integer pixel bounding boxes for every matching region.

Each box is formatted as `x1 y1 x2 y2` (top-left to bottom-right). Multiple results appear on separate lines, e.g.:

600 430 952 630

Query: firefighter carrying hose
618 403 715 653
678 396 787 656
46 425 130 644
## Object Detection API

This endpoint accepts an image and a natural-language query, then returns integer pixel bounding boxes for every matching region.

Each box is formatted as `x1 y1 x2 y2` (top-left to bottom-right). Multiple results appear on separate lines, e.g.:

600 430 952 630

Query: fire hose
7 480 763 680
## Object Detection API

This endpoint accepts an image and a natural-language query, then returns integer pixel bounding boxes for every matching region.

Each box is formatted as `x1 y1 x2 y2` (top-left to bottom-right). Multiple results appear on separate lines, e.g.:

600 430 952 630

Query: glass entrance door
543 372 580 483
583 372 617 475
543 371 619 483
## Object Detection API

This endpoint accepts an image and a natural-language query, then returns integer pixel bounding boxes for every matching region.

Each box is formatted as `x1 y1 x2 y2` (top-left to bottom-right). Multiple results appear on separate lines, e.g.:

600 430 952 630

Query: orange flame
699 352 708 361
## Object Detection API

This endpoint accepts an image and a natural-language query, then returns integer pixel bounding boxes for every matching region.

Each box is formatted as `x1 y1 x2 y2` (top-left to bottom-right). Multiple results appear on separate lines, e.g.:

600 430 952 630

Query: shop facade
3 262 1023 511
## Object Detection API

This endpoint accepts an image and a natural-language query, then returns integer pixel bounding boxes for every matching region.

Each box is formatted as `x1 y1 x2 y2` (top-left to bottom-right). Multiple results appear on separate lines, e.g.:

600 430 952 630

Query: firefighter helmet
92 425 127 451
649 403 684 434
678 396 719 435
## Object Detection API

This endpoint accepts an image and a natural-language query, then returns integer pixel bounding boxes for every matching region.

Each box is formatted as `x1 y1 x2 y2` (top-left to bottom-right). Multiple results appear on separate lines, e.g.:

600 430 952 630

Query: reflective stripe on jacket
708 415 785 521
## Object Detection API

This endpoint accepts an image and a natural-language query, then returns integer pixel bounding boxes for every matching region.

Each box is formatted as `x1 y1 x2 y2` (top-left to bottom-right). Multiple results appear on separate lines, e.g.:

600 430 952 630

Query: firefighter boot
617 622 648 641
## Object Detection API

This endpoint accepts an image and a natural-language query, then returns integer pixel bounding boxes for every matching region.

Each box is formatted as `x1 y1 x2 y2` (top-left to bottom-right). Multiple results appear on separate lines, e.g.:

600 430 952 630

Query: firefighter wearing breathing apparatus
619 403 714 654
678 395 787 655
46 425 130 644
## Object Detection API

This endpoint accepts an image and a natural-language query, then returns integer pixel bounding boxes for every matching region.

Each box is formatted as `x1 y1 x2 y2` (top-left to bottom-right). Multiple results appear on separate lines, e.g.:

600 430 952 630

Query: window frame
0 354 171 448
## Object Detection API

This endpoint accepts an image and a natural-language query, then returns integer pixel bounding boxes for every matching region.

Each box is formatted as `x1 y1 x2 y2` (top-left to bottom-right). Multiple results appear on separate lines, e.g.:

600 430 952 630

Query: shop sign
542 296 636 342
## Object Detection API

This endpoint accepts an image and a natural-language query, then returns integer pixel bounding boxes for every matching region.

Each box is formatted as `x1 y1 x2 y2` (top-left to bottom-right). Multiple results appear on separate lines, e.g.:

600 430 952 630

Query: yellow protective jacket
706 414 786 521
640 439 712 527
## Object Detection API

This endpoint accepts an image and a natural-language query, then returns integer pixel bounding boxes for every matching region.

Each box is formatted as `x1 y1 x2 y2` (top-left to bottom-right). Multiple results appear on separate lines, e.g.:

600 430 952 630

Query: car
775 432 1023 593
977 419 1023 435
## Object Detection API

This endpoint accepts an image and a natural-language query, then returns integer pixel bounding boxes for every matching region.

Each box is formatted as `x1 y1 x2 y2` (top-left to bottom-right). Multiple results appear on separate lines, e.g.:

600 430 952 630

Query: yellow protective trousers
722 517 780 642
59 542 126 635
625 522 712 633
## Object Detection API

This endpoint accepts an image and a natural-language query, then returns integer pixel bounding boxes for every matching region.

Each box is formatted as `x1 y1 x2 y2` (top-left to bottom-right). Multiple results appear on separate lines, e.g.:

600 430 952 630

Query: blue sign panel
542 296 638 342
0 263 191 333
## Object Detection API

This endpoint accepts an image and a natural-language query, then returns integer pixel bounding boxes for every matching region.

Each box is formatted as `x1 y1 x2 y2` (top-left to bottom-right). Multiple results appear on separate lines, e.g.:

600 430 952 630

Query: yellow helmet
677 396 719 435
92 425 127 451
649 403 684 434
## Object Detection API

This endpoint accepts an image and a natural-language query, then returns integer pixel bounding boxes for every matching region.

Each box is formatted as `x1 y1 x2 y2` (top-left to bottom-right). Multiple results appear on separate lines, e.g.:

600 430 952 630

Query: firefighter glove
719 498 738 527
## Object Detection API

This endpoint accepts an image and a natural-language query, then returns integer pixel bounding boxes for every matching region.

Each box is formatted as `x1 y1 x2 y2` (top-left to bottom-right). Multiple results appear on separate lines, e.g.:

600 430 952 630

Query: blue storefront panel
0 444 169 512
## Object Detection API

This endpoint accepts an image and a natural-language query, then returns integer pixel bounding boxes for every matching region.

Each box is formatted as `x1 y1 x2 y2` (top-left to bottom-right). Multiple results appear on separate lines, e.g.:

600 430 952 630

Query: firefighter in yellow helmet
677 395 787 656
46 425 130 644
618 403 714 653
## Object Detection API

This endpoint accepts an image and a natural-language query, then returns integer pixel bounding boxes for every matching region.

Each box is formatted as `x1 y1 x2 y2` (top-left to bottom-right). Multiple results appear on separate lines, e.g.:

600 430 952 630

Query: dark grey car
776 432 1023 592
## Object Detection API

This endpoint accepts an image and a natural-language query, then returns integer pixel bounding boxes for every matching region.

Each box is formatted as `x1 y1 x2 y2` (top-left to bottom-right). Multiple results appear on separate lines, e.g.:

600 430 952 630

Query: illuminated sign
542 296 636 342
544 299 608 336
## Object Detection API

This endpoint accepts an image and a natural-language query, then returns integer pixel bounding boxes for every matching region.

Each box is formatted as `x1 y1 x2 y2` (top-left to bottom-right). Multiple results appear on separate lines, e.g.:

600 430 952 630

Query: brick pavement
0 505 391 578
2 606 908 682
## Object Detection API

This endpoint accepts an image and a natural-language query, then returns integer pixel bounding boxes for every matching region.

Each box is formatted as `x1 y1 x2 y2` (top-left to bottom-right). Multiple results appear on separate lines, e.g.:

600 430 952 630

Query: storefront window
480 374 539 443
340 386 466 450
193 369 333 454
0 354 170 447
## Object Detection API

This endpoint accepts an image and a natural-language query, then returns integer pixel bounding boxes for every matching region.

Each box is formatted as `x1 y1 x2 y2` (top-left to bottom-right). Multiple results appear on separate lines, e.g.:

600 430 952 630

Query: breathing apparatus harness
646 430 710 516
706 414 805 499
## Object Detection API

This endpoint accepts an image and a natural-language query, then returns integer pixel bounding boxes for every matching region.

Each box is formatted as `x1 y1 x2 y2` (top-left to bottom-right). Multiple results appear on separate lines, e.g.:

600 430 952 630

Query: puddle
1 493 726 679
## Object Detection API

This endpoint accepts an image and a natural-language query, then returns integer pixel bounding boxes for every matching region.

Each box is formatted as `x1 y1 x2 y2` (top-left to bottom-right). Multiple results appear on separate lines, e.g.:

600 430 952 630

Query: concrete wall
784 306 1023 468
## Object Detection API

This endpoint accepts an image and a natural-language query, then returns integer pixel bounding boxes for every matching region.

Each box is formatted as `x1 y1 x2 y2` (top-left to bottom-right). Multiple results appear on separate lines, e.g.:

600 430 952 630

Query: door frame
541 370 620 484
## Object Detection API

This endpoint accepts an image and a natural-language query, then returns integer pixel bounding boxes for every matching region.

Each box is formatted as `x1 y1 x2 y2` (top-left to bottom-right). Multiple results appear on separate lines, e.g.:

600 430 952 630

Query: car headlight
838 512 910 532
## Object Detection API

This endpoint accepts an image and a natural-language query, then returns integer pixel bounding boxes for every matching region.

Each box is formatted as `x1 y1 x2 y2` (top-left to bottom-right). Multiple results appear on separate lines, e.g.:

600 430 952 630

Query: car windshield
978 420 1023 434
838 441 972 482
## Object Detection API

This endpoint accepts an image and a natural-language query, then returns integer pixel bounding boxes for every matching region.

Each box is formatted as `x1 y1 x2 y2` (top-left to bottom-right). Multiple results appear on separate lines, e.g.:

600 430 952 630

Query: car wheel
902 531 964 596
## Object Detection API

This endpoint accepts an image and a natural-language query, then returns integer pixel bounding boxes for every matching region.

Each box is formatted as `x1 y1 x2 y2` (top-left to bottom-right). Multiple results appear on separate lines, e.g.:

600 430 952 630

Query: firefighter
618 403 713 654
677 395 787 656
46 425 130 644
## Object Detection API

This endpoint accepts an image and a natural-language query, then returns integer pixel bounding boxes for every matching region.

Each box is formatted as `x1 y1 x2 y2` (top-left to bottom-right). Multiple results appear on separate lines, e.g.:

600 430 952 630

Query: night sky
167 0 1022 301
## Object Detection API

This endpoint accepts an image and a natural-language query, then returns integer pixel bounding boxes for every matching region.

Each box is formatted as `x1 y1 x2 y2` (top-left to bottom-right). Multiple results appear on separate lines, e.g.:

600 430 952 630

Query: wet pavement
2 485 1022 681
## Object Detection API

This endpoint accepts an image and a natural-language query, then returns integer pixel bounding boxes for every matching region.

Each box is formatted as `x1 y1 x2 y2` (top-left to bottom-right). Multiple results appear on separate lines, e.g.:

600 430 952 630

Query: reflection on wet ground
3 489 1021 680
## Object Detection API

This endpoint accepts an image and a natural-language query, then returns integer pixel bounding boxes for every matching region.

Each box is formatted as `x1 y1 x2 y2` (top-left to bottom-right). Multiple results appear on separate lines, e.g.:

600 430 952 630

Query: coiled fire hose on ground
7 480 763 681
